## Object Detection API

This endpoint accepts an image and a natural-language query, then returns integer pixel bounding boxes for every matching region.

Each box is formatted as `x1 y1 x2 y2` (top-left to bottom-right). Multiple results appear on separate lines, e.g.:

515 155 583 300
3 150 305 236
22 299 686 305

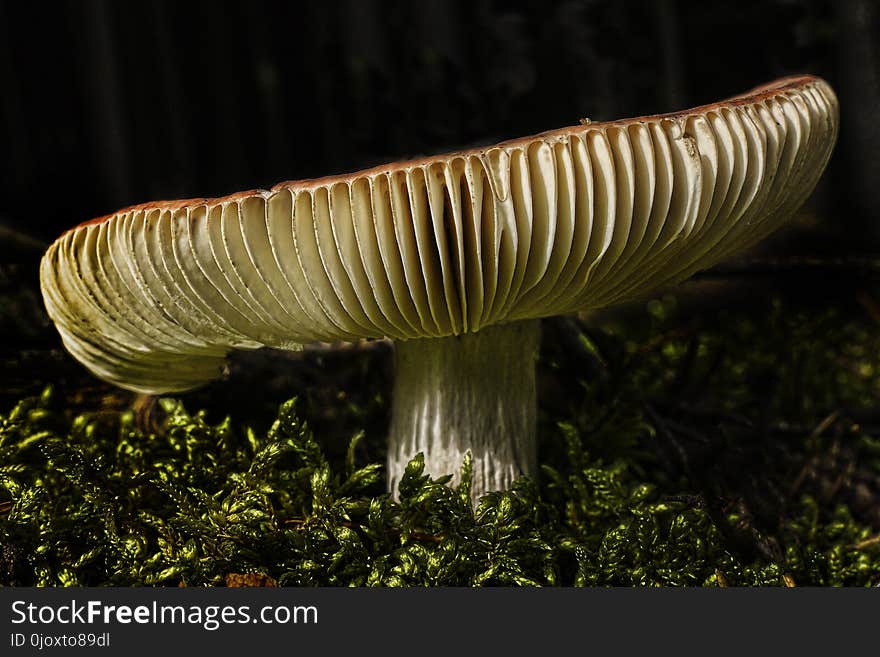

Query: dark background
1 0 878 258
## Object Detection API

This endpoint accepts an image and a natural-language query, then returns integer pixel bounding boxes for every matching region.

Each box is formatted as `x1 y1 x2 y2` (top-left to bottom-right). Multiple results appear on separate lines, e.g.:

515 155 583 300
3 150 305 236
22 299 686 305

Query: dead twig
851 535 880 551
788 411 841 498
645 404 781 563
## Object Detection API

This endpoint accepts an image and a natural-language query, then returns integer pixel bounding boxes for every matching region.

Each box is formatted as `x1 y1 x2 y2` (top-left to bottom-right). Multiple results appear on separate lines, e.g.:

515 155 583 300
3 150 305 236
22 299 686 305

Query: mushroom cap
41 75 838 394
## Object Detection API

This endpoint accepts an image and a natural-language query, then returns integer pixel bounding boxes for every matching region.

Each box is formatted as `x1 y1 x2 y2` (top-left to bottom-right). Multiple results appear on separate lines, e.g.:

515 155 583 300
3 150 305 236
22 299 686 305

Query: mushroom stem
387 319 540 499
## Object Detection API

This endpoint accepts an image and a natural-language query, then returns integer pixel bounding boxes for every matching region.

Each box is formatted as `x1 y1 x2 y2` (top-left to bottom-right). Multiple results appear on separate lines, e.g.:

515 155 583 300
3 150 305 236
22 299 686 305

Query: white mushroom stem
387 319 541 498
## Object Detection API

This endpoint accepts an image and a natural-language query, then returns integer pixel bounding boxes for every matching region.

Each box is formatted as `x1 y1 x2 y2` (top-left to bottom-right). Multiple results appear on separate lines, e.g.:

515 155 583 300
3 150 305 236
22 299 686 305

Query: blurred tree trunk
834 0 880 248
652 0 686 109
75 0 132 207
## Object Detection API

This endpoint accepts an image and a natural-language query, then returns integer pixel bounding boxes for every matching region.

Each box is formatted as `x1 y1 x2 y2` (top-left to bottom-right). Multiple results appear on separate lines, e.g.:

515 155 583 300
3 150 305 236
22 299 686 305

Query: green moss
1 295 879 586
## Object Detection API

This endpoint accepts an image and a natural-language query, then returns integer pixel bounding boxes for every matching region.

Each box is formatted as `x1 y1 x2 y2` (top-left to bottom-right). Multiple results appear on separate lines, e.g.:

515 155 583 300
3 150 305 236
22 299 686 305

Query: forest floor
1 249 880 586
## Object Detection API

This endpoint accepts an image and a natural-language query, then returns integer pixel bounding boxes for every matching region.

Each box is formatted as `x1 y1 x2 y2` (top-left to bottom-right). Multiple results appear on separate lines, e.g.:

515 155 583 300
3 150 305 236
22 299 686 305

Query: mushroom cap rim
65 74 826 235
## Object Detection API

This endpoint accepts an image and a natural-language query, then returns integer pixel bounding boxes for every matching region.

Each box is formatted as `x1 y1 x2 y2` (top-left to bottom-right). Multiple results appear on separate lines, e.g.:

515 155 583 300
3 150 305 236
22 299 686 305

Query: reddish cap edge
64 75 827 236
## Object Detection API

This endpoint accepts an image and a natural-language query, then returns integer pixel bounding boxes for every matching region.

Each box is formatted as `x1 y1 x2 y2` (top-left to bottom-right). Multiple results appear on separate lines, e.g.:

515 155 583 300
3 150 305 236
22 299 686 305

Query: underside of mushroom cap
40 75 839 394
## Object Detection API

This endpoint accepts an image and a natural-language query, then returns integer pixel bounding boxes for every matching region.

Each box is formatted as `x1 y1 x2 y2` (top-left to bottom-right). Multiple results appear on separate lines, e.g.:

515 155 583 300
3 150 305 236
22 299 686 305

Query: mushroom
40 75 838 498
